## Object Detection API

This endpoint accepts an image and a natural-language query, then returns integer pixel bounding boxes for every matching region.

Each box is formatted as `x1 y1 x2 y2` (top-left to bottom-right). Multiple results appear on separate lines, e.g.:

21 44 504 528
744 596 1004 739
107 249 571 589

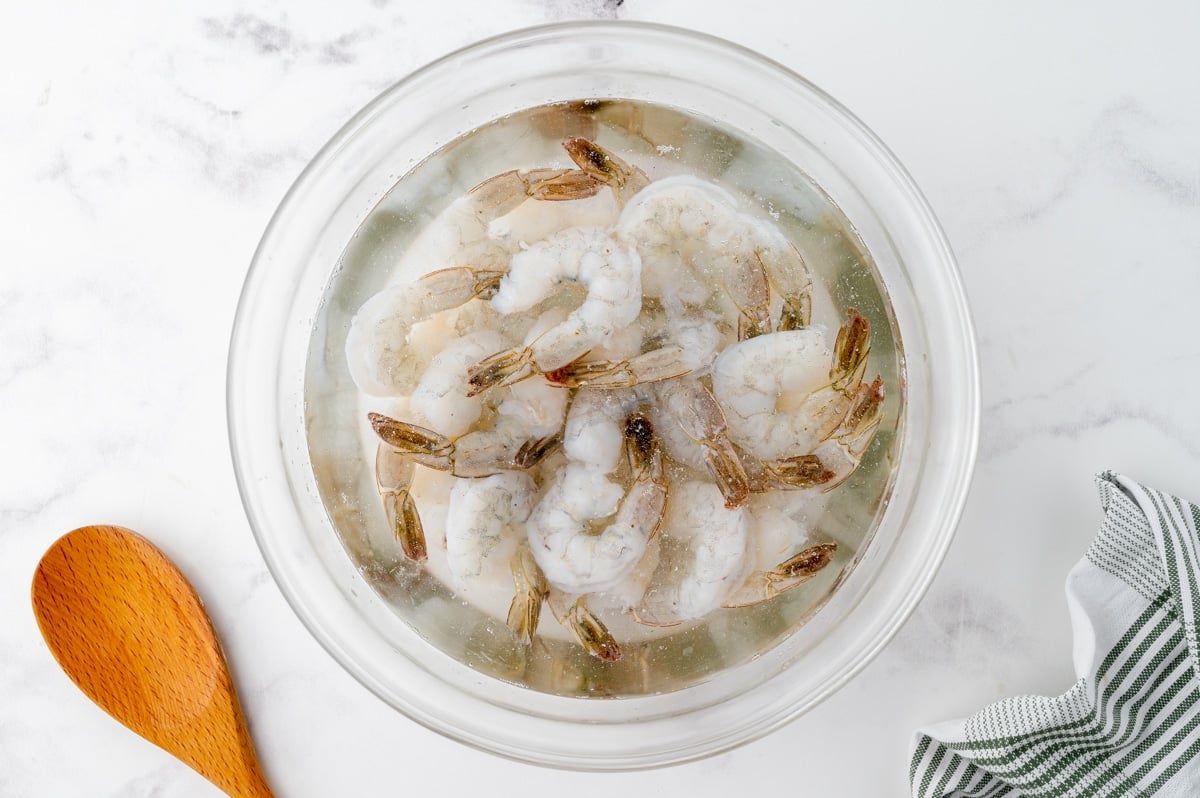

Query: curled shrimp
711 309 883 489
409 329 508 438
467 227 643 394
528 396 668 594
634 480 752 626
615 175 805 335
656 378 750 509
444 471 535 592
346 266 509 397
633 487 840 624
346 165 607 397
542 301 725 390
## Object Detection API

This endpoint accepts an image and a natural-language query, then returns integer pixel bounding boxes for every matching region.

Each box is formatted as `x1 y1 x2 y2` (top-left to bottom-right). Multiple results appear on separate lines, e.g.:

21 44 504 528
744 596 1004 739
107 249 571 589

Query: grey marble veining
5 1 1200 795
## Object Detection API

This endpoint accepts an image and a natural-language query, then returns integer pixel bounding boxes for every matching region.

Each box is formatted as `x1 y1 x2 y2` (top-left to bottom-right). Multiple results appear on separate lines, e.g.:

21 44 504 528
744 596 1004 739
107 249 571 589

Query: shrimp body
633 486 841 623
710 329 834 461
444 471 535 591
528 394 667 594
468 227 643 393
346 266 508 396
545 302 724 389
616 176 808 333
635 481 752 626
409 330 508 438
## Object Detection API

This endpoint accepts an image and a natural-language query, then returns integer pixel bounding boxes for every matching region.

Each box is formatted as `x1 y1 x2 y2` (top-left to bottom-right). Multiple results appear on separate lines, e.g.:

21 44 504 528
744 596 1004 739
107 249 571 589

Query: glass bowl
228 21 978 770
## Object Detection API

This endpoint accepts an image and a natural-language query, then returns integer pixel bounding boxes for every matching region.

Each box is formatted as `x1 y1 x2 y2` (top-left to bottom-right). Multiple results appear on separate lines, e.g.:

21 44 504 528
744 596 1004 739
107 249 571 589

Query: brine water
305 99 904 697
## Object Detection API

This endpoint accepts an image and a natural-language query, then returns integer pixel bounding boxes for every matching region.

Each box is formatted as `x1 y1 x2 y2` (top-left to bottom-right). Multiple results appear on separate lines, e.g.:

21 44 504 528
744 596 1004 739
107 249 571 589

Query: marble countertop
5 1 1200 795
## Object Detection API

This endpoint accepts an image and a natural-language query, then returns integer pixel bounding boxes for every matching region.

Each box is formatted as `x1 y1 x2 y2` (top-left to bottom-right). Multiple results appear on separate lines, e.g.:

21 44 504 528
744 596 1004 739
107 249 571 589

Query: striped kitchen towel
910 472 1200 797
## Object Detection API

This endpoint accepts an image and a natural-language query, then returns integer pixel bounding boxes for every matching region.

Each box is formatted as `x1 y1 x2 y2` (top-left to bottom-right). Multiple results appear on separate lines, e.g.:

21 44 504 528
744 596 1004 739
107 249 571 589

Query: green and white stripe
910 472 1200 797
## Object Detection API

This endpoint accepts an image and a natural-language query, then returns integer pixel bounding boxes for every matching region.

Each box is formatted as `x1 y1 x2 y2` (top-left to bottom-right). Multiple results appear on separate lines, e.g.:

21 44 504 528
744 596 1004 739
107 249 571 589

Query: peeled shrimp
634 486 839 623
656 378 750 508
444 471 535 591
346 266 508 396
409 329 507 438
616 175 808 332
347 163 610 397
544 301 724 390
634 480 751 626
467 227 643 394
528 396 668 594
711 311 882 490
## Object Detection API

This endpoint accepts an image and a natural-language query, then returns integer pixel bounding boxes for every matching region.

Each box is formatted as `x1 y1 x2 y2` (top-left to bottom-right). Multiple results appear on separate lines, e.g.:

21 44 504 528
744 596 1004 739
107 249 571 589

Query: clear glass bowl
228 21 978 770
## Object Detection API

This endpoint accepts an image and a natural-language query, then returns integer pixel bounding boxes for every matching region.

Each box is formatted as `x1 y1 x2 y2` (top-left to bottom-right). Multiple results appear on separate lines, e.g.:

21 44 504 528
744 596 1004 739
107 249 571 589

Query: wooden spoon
31 525 274 798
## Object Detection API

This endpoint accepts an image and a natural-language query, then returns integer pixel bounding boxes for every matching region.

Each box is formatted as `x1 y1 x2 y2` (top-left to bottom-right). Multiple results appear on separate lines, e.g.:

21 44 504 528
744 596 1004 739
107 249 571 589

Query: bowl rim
228 19 980 769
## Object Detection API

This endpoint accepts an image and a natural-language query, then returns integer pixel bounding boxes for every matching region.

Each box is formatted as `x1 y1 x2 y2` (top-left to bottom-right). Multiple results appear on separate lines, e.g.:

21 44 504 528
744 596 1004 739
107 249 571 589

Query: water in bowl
305 99 904 697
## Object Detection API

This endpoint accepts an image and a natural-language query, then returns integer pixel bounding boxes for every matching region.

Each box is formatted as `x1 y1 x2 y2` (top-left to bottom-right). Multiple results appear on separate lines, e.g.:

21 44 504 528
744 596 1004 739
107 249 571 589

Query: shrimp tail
513 434 563 469
468 168 603 219
562 136 650 202
702 440 751 509
466 348 535 396
368 413 455 470
546 346 692 389
721 542 839 608
546 589 623 661
767 455 837 490
810 376 885 491
375 442 427 561
384 490 427 562
507 546 548 646
831 308 871 391
778 290 813 332
566 599 622 662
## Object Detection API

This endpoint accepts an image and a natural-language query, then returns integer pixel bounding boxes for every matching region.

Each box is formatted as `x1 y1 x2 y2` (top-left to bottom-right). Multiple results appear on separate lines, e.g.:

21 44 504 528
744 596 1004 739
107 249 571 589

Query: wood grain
31 525 274 798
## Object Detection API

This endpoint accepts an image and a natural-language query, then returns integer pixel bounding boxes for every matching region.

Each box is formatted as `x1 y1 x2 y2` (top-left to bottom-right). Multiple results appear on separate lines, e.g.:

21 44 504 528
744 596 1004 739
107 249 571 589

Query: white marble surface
4 1 1200 795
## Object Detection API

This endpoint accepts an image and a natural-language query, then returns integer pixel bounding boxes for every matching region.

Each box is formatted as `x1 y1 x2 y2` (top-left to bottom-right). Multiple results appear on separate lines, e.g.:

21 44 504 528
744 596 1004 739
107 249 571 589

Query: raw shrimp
656 378 750 508
542 302 724 390
368 411 561 478
634 486 838 623
346 165 606 397
634 481 751 626
443 471 535 591
409 329 507 438
467 227 643 394
738 376 885 493
528 402 668 594
375 443 426 562
710 311 875 464
346 266 509 396
615 175 808 332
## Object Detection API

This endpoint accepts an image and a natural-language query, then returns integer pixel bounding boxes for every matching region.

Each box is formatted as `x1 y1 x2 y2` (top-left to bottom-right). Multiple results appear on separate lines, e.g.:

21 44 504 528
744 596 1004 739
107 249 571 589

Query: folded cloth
910 472 1200 797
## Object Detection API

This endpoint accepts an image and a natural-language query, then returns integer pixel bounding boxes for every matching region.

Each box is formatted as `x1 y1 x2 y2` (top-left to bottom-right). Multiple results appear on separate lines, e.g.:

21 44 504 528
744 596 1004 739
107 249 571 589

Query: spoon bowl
31 525 274 798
